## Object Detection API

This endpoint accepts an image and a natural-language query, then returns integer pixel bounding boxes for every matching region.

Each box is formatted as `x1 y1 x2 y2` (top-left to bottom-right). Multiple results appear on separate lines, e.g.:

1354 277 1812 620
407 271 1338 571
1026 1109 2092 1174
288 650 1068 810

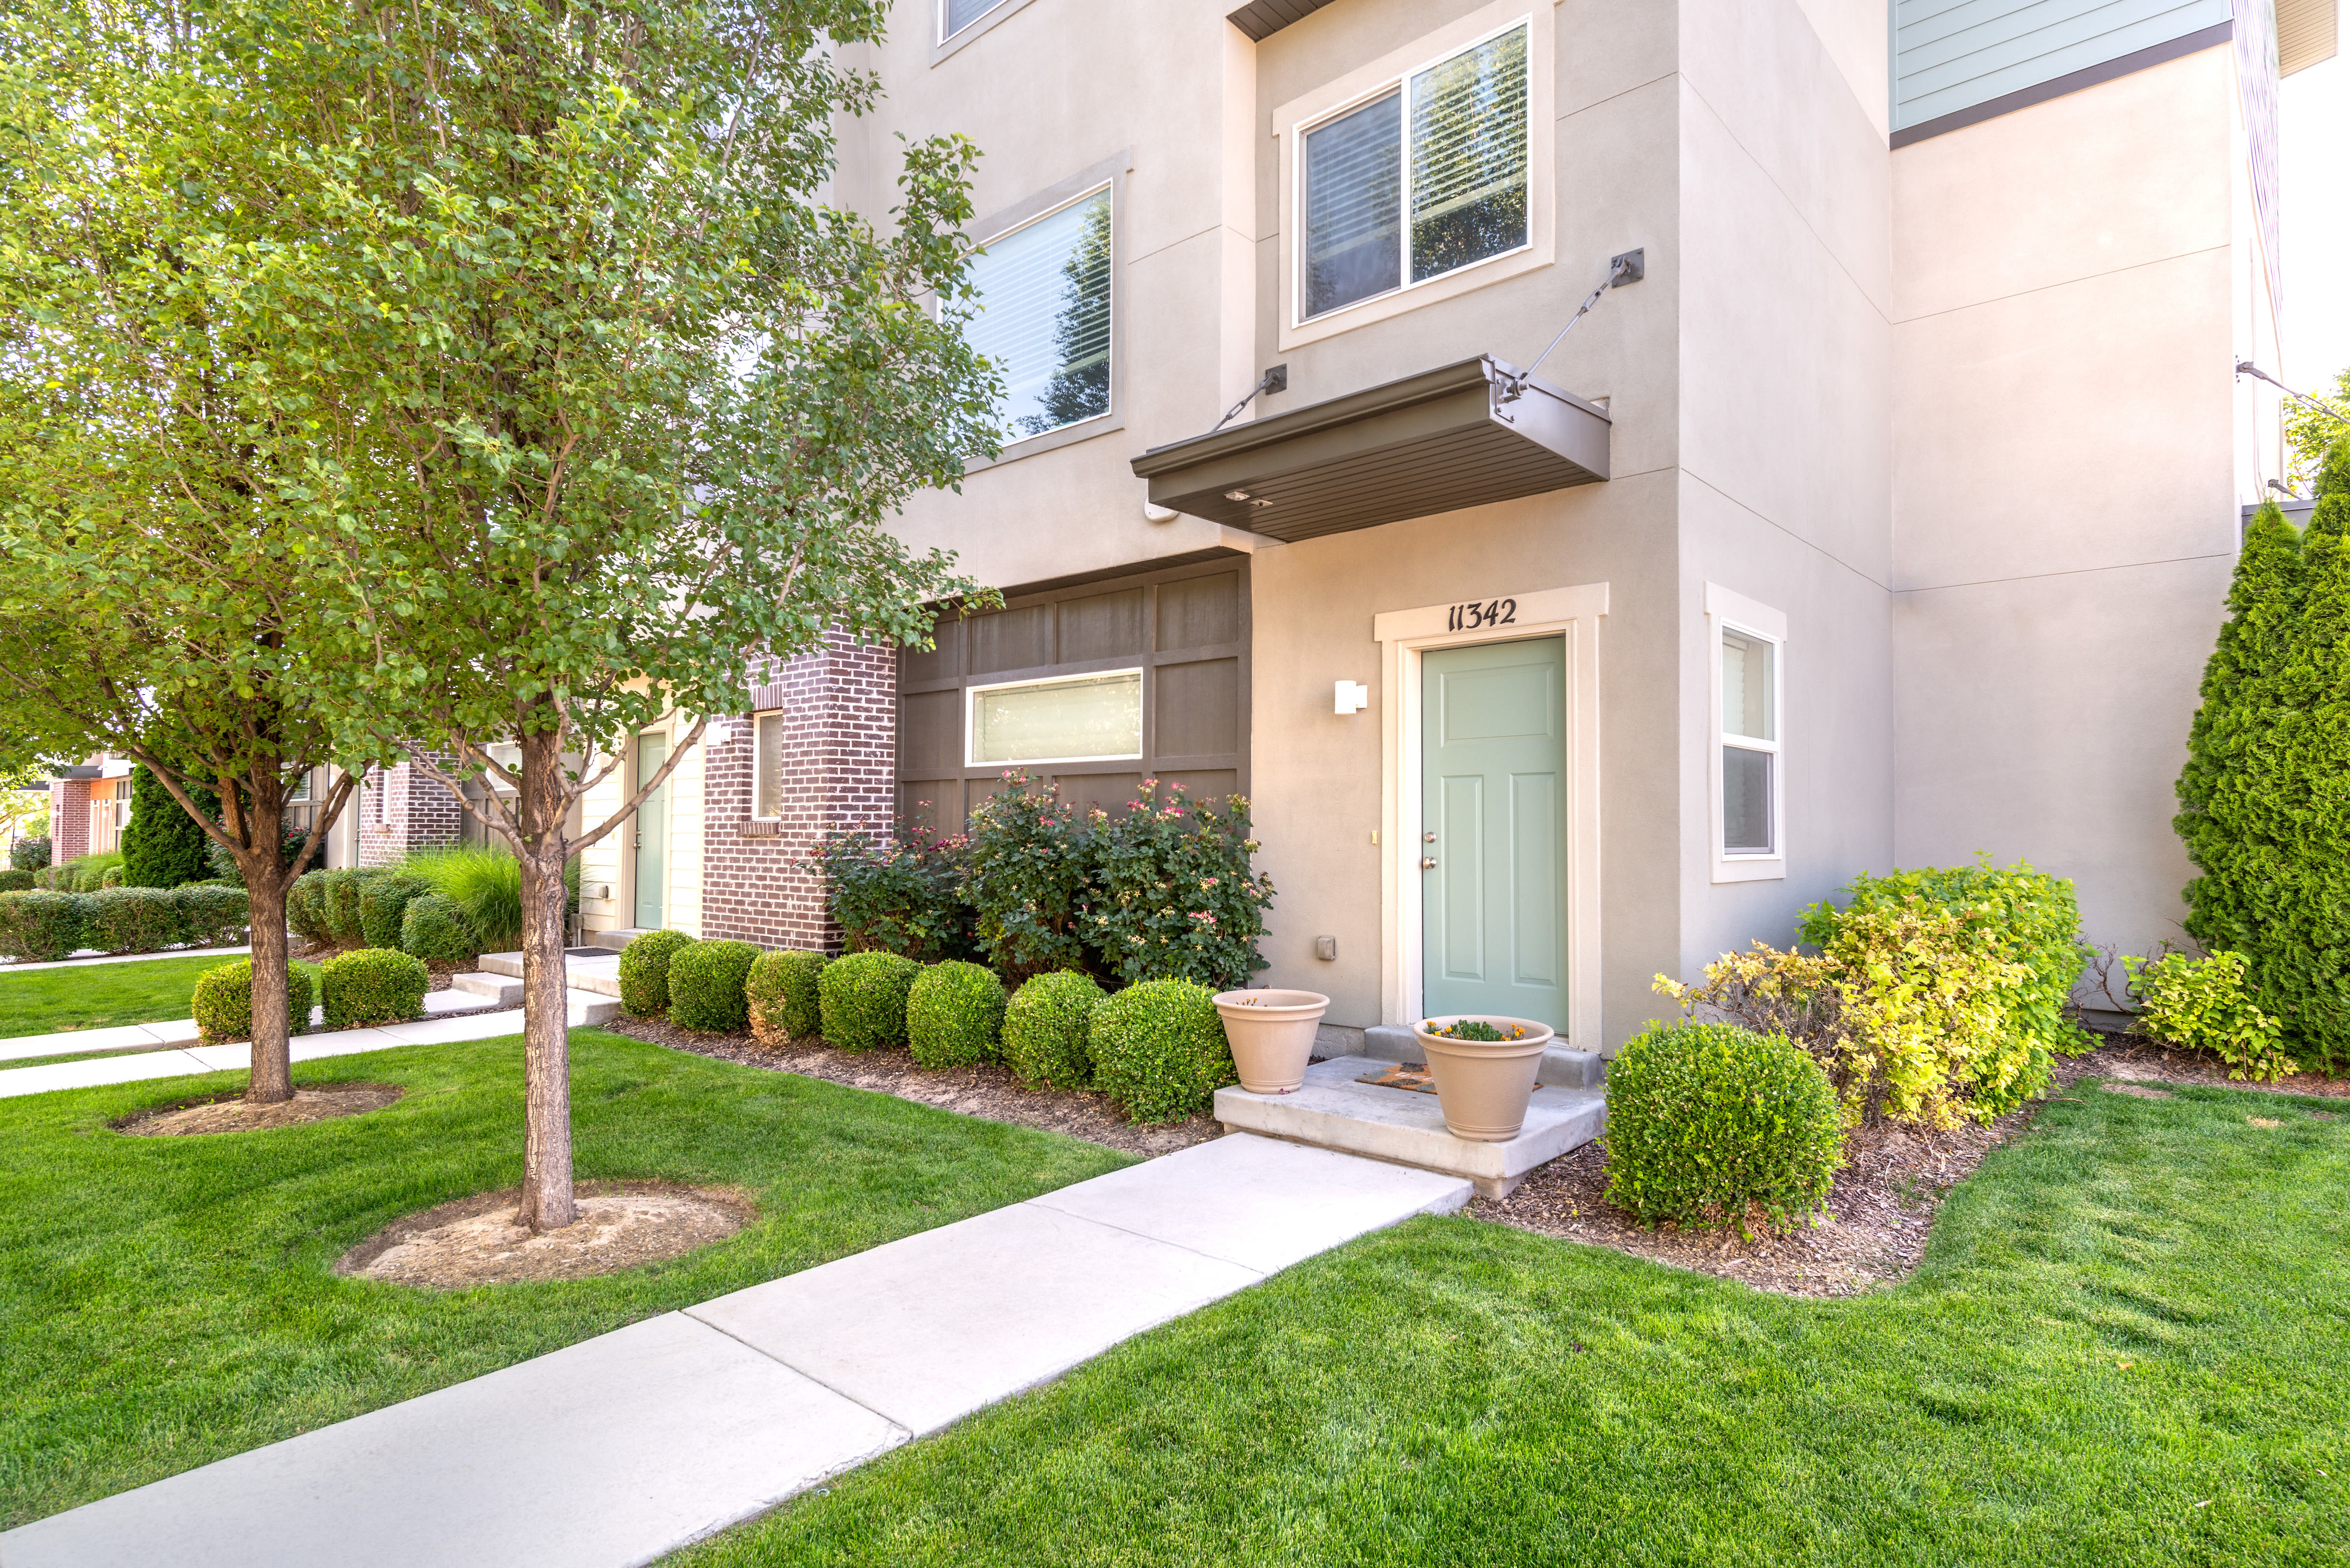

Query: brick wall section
356 758 468 866
700 633 897 951
50 779 89 863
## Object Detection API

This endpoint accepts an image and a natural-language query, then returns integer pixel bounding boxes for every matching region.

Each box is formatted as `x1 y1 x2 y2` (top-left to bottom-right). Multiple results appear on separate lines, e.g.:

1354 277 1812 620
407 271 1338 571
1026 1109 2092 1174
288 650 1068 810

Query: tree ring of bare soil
335 1181 755 1288
114 1084 405 1137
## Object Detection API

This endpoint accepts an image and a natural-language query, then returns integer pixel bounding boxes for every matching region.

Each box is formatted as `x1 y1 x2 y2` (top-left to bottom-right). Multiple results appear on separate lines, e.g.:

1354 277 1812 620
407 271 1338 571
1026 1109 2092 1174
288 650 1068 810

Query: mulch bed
600 1014 1222 1159
335 1180 754 1287
1473 1034 2348 1297
115 1083 405 1137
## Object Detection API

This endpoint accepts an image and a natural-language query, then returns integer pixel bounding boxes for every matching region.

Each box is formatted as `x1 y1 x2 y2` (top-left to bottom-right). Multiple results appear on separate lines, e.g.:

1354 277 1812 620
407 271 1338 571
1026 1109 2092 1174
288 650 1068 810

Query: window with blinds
940 0 1009 42
1299 21 1529 321
966 187 1113 442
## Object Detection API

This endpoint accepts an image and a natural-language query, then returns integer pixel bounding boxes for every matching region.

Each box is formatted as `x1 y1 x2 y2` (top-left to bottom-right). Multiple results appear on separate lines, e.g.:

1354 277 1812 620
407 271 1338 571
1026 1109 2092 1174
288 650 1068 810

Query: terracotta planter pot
1414 1015 1555 1141
1213 988 1330 1094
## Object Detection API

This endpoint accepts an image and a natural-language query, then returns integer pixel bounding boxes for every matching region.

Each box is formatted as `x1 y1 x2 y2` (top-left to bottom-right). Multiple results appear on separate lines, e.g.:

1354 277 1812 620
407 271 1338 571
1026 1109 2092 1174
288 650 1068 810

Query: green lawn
675 1083 2350 1568
0 1030 1129 1528
0 954 292 1039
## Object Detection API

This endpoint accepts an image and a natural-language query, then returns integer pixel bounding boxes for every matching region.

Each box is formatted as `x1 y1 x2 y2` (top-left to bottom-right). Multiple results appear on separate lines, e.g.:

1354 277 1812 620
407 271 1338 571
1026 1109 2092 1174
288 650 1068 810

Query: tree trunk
512 729 578 1233
244 867 295 1104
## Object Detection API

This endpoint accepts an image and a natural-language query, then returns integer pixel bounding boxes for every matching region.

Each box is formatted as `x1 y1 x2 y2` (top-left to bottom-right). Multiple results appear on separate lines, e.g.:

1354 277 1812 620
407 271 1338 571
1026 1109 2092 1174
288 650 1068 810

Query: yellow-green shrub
2125 948 2296 1083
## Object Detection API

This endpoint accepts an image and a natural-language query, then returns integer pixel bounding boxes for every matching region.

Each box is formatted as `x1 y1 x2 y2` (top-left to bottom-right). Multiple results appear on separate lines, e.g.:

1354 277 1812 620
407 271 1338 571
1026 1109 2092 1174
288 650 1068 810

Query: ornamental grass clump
1088 978 1235 1124
818 949 920 1051
907 960 1007 1068
399 893 482 965
1081 783 1274 990
1603 1020 1843 1234
2125 948 2297 1083
1002 970 1106 1090
318 948 430 1029
617 929 696 1018
746 949 827 1047
670 940 762 1033
398 846 526 952
192 959 314 1046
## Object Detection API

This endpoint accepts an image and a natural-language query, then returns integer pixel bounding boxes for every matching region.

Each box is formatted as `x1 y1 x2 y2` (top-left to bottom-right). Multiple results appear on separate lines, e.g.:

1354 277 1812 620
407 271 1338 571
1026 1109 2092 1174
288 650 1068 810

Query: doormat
1358 1064 1439 1095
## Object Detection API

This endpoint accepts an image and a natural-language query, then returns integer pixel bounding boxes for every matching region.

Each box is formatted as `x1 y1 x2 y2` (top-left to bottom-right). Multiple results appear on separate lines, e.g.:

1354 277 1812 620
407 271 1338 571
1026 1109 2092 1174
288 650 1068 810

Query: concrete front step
1215 1053 1606 1199
591 928 654 953
448 972 523 1006
1362 1022 1605 1088
479 951 623 1001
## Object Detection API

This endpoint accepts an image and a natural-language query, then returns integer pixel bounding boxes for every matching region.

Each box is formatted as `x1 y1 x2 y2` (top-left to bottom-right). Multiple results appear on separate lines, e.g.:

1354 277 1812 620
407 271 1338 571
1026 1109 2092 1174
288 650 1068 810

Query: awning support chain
1210 363 1290 433
1500 248 1643 405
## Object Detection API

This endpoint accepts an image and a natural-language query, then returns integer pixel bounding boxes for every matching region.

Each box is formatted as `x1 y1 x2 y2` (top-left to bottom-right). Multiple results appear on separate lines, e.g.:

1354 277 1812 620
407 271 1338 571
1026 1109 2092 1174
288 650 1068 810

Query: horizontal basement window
1129 356 1608 543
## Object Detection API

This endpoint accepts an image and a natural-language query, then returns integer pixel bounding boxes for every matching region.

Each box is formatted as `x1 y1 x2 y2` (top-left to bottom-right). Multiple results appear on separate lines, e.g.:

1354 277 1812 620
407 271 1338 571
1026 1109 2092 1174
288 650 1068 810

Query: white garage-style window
967 186 1113 443
1297 19 1529 323
1706 584 1787 881
967 669 1143 767
752 712 785 821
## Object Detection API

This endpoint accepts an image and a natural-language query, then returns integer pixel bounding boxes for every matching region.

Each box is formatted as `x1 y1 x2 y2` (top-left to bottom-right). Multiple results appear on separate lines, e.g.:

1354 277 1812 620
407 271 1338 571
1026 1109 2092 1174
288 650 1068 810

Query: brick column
50 778 90 863
701 633 896 951
356 758 467 866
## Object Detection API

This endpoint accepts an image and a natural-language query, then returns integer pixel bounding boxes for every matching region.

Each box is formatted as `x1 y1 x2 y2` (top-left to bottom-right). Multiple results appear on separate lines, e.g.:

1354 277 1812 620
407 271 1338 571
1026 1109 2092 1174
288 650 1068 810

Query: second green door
633 734 669 931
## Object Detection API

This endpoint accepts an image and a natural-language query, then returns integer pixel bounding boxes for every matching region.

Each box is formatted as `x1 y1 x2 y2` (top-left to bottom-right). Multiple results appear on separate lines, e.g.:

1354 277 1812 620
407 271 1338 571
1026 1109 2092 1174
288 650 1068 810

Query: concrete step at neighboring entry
1363 1022 1606 1088
592 928 653 953
480 951 623 999
448 972 522 1006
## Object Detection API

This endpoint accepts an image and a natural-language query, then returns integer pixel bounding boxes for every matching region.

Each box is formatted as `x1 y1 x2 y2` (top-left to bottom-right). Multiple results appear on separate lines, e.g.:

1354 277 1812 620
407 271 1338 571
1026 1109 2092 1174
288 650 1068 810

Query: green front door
1421 636 1568 1029
633 734 669 931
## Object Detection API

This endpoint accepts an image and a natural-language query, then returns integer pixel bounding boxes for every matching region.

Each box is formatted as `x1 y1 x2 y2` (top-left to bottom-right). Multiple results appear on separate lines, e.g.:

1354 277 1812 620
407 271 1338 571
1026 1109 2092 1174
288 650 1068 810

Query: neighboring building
578 0 2329 1053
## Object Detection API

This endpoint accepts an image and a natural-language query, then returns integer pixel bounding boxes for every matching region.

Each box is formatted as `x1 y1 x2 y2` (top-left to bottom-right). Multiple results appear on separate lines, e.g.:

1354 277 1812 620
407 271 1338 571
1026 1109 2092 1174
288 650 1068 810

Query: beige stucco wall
1889 46 2248 963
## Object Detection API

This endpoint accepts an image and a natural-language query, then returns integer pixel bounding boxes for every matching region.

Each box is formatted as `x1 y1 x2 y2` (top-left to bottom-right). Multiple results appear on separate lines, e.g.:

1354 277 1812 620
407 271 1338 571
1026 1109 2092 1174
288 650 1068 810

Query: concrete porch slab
0 1311 909 1568
1215 1054 1605 1198
1029 1131 1469 1273
689 1200 1262 1437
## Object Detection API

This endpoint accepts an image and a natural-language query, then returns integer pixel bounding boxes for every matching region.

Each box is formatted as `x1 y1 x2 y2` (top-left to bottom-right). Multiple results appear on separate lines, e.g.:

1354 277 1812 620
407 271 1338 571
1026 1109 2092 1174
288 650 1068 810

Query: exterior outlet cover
1315 935 1338 961
1335 679 1370 714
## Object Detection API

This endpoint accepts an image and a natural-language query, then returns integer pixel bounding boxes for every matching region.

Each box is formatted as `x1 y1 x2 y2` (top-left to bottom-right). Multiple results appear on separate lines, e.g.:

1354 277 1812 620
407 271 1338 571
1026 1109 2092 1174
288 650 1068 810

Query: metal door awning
1129 356 1610 544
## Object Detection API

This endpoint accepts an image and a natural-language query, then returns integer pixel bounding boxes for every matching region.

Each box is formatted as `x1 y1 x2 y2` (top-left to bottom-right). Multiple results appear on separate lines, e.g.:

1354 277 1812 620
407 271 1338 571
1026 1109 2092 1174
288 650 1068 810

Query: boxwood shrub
317 867 388 948
0 869 32 892
617 929 696 1017
176 885 252 948
1088 978 1235 1124
670 940 761 1033
1603 1020 1844 1234
0 891 86 961
361 874 435 952
1002 970 1105 1089
745 949 827 1047
908 960 1007 1068
319 947 431 1029
80 887 188 954
191 959 315 1045
399 893 482 965
818 949 920 1051
286 869 333 944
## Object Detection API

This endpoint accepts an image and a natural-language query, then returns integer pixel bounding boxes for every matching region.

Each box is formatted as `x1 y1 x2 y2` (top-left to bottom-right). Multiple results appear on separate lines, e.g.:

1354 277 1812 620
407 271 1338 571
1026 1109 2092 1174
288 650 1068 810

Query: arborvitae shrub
360 874 435 952
1603 1021 1843 1233
1087 978 1235 1124
669 940 761 1033
319 947 430 1028
285 869 334 944
191 959 315 1044
119 766 214 888
1002 970 1106 1089
907 960 1007 1068
399 893 481 965
817 949 921 1051
617 929 696 1017
745 950 827 1047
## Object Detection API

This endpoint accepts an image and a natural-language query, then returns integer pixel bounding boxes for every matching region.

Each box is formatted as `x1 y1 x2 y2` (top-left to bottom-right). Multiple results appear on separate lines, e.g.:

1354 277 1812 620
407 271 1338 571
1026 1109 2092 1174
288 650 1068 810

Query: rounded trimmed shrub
0 869 32 892
0 890 86 961
818 949 921 1051
360 874 434 952
285 869 333 944
191 959 316 1045
80 887 188 953
746 950 827 1048
318 867 386 948
617 929 697 1017
1088 978 1234 1124
1603 1020 1844 1233
319 947 430 1028
1002 970 1105 1090
174 885 252 948
400 893 482 965
98 863 124 889
908 960 1008 1068
8 835 48 871
670 940 761 1033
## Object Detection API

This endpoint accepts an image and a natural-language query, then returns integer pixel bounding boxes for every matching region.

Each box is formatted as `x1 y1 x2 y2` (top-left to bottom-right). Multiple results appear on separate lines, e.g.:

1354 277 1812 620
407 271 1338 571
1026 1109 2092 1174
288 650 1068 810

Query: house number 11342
1447 598 1518 631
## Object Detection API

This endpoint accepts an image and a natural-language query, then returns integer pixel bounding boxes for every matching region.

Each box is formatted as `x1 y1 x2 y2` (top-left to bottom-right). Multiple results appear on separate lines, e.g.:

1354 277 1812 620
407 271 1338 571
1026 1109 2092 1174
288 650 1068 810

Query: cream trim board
1703 582 1786 884
1275 2 1556 351
1375 581 1605 1050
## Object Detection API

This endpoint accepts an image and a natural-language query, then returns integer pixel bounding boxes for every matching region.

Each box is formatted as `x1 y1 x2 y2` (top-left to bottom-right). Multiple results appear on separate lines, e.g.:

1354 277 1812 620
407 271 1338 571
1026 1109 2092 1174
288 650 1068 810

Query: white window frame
285 770 311 804
964 666 1146 769
1275 1 1554 351
1705 583 1787 883
751 711 784 823
933 0 1035 58
959 149 1132 470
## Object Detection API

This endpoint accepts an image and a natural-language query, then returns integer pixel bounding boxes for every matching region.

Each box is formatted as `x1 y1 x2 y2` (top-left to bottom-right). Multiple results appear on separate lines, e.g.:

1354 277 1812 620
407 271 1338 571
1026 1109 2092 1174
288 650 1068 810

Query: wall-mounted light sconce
703 720 736 748
1334 680 1370 715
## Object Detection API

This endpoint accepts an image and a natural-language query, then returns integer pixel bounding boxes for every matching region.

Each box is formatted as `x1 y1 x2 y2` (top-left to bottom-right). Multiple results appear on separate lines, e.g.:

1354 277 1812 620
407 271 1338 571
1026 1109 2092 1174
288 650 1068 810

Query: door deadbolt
1419 856 1438 870
1423 831 1437 843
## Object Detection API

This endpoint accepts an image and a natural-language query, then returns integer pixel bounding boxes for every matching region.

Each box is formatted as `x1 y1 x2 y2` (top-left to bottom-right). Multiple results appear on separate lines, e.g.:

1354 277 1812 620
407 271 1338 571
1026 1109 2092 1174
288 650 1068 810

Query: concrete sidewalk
0 1133 1470 1568
0 991 499 1065
0 943 250 974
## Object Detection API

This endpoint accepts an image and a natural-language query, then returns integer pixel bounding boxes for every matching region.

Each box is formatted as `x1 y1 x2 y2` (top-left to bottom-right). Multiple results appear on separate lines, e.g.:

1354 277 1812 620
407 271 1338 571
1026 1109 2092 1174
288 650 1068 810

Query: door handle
1420 856 1438 870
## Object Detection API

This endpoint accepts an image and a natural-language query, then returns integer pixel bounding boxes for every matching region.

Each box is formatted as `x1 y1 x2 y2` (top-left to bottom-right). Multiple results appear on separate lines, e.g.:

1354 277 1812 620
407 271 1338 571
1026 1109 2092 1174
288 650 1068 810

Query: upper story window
940 0 1009 43
967 187 1113 443
1299 21 1529 323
